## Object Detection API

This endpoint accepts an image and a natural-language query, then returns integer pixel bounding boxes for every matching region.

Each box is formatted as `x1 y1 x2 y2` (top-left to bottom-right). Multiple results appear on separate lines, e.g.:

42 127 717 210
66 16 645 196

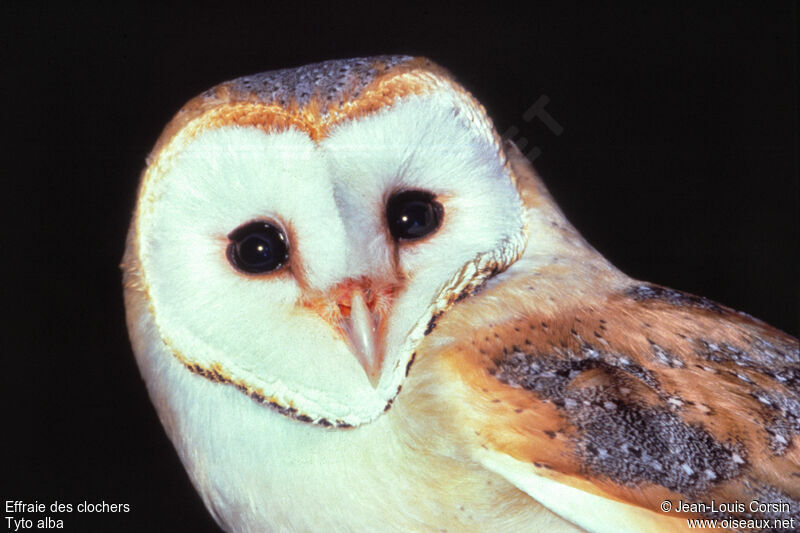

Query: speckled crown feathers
147 55 504 165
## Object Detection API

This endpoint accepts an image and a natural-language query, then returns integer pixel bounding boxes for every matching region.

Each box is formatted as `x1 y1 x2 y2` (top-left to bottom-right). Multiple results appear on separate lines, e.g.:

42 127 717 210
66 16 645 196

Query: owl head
123 56 527 428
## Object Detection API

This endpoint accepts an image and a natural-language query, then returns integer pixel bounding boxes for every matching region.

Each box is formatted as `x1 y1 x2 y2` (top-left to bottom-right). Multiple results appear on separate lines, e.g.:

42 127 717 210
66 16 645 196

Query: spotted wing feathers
450 281 799 526
426 145 800 531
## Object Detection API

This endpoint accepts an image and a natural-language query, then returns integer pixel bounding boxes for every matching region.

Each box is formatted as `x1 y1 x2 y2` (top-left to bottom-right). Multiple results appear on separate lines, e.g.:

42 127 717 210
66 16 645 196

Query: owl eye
226 221 289 274
386 190 444 241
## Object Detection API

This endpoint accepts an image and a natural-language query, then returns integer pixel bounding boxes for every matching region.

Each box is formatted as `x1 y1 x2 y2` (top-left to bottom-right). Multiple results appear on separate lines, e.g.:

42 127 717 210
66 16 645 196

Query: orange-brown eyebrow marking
146 57 478 161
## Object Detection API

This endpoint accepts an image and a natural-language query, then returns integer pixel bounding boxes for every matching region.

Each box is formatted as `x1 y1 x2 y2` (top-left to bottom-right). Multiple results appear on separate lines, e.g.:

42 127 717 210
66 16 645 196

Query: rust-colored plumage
419 143 799 529
146 56 493 161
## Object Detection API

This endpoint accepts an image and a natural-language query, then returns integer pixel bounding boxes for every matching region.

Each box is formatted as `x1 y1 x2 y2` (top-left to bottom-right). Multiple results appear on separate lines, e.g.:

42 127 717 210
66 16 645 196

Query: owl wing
442 287 799 531
428 146 800 532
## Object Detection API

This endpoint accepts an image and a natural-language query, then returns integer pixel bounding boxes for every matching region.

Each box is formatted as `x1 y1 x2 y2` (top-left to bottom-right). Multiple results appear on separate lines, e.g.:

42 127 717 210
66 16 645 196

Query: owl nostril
337 281 396 317
302 278 399 328
337 301 352 318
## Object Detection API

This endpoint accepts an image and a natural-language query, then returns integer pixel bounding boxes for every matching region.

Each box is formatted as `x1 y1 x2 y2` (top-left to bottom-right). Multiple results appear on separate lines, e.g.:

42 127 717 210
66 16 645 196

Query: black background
3 2 797 532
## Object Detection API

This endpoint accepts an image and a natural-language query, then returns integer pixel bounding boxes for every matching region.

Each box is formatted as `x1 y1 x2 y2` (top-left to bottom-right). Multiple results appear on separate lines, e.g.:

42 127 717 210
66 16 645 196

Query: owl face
128 60 526 426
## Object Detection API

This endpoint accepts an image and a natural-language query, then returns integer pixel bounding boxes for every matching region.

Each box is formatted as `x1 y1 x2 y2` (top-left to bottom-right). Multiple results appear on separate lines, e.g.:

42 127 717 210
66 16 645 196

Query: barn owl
122 56 799 532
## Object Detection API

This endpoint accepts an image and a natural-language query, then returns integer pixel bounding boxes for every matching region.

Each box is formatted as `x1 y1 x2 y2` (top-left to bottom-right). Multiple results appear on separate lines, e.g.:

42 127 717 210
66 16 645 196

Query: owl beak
303 280 393 388
340 288 384 388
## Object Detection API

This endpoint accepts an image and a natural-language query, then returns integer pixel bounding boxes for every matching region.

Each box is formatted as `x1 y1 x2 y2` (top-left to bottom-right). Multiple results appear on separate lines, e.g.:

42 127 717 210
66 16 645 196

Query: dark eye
226 221 289 274
386 190 443 241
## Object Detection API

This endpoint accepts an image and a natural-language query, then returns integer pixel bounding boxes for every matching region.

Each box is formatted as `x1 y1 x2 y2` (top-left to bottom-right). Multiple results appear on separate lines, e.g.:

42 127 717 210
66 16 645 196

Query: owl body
126 292 573 532
124 56 799 532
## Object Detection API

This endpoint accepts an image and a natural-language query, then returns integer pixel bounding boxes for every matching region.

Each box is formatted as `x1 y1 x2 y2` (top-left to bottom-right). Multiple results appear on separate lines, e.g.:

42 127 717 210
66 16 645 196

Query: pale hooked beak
303 279 395 389
341 288 383 388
